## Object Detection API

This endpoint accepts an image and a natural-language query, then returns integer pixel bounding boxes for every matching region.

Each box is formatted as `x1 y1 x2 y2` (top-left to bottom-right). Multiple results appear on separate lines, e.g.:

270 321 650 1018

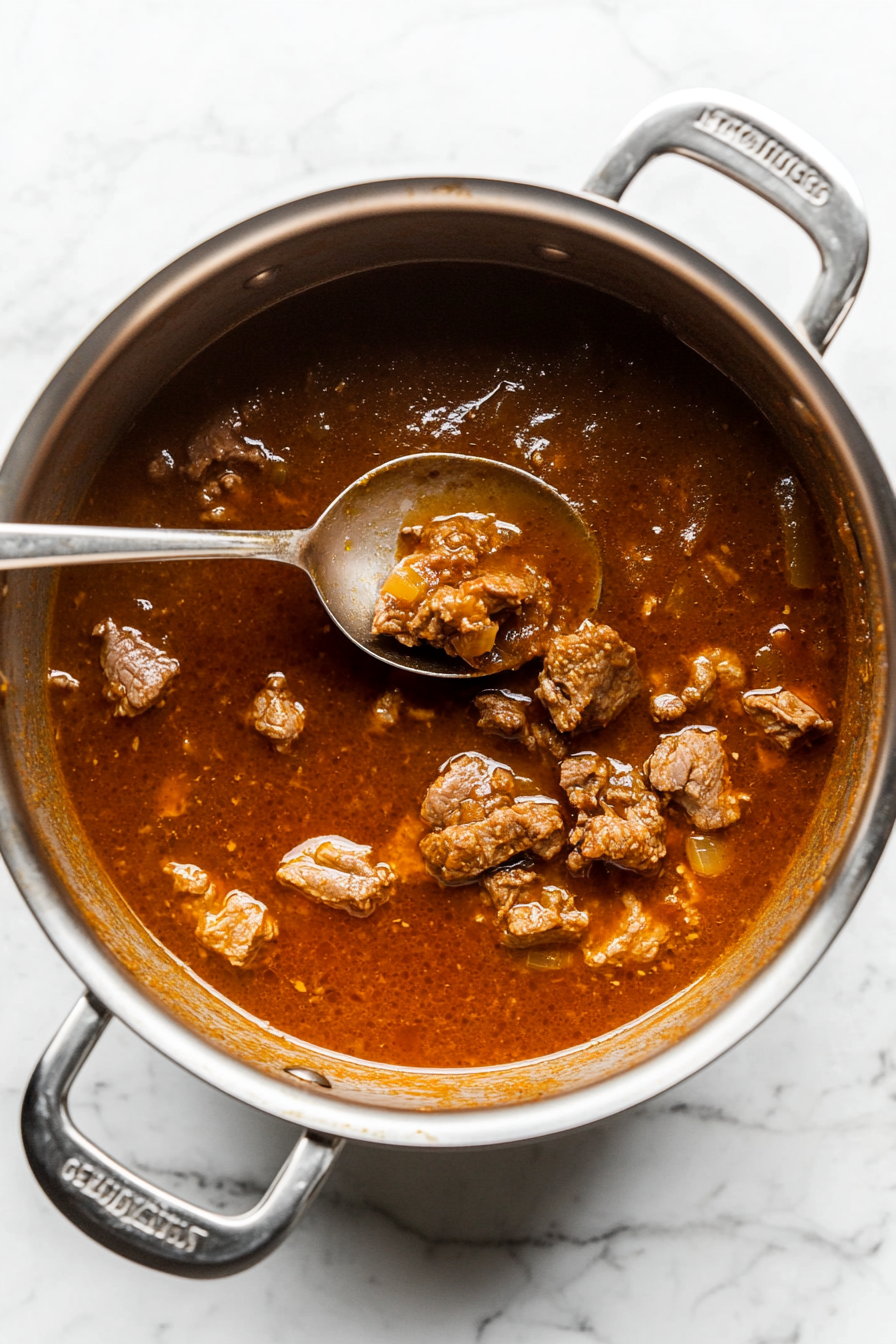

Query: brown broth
47 264 845 1068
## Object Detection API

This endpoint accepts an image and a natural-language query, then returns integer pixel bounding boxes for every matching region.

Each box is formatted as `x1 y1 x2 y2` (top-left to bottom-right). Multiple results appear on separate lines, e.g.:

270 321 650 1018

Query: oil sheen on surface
48 265 845 1069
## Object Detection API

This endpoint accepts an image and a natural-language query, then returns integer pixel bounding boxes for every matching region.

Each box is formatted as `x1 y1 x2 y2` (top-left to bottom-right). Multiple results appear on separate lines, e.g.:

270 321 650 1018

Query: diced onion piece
685 833 730 877
665 575 691 618
381 564 428 603
705 552 740 587
453 623 499 660
774 476 820 589
525 947 573 971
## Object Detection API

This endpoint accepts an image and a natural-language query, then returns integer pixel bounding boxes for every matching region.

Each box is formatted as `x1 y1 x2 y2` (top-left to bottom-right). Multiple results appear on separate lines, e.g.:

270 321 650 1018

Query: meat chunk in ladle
0 453 601 679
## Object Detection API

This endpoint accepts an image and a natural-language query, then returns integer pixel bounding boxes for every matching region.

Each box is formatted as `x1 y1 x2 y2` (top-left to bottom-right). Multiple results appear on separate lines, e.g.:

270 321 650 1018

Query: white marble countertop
2 1 895 1338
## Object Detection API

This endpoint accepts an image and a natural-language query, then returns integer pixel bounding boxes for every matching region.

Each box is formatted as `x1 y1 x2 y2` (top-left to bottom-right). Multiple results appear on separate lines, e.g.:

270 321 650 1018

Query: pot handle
21 992 343 1277
583 88 868 353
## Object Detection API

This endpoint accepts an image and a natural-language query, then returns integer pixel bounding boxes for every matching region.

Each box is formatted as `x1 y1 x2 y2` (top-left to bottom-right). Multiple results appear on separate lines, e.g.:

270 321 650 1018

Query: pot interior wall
0 184 884 1112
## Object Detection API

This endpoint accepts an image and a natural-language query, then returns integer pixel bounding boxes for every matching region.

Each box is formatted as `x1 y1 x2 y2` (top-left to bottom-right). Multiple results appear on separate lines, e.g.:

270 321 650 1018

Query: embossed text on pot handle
21 993 343 1277
584 88 868 353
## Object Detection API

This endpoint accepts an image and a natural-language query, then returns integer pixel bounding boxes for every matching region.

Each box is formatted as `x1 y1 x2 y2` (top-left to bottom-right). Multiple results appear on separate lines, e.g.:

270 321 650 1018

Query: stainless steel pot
5 89 895 1276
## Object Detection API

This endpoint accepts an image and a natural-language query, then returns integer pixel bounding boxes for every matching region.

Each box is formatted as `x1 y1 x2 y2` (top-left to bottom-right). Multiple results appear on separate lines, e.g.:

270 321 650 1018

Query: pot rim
4 173 896 1147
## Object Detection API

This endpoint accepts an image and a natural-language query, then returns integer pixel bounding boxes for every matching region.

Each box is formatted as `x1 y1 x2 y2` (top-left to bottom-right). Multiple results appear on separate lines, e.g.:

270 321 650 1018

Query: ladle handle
0 522 304 568
584 88 868 353
21 993 343 1277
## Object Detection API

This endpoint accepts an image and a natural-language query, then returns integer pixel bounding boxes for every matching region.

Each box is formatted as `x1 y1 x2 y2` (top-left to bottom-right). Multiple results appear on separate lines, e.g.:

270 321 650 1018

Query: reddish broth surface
48 265 845 1068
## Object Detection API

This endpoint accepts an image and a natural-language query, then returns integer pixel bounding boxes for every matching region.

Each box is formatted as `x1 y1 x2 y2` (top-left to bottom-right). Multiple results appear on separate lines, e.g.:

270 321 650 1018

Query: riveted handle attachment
584 89 868 353
21 993 343 1277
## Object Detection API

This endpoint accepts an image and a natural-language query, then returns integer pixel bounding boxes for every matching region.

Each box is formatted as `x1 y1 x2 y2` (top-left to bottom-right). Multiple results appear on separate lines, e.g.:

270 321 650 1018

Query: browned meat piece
420 798 566 885
372 512 553 669
705 647 746 690
277 835 394 917
163 860 213 896
474 690 532 743
163 860 277 966
536 621 641 734
408 572 547 662
682 647 745 705
181 412 266 481
407 514 501 572
649 647 745 723
196 467 250 524
419 751 564 883
48 669 80 690
559 753 609 815
92 618 179 717
681 654 717 707
249 672 305 752
583 891 668 968
647 726 743 830
530 722 570 761
371 688 404 730
473 690 569 760
561 753 666 876
649 692 686 722
147 450 175 482
483 865 540 921
742 687 833 750
474 692 570 760
482 866 588 947
193 889 278 967
420 752 517 829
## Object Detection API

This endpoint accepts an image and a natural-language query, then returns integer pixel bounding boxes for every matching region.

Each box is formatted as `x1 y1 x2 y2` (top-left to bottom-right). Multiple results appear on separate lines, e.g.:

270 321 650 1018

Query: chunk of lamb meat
649 647 745 723
372 513 553 669
48 669 80 691
707 647 746 691
421 800 566 885
162 861 276 966
583 892 668 968
371 688 404 730
181 412 266 481
249 673 305 752
418 752 565 884
277 836 394 917
473 691 569 760
742 687 833 750
194 890 277 967
530 723 570 760
647 726 743 830
163 860 213 896
681 654 718 706
474 690 530 742
536 621 641 734
560 753 666 876
649 692 687 723
420 752 517 829
482 866 588 947
93 619 179 717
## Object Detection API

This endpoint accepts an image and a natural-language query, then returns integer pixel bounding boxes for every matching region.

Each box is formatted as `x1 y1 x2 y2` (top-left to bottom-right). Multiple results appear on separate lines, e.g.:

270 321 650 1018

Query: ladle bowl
0 451 602 677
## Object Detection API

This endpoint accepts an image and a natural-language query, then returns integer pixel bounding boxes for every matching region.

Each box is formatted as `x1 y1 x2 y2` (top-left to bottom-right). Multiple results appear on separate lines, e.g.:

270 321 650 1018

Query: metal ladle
0 453 601 678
